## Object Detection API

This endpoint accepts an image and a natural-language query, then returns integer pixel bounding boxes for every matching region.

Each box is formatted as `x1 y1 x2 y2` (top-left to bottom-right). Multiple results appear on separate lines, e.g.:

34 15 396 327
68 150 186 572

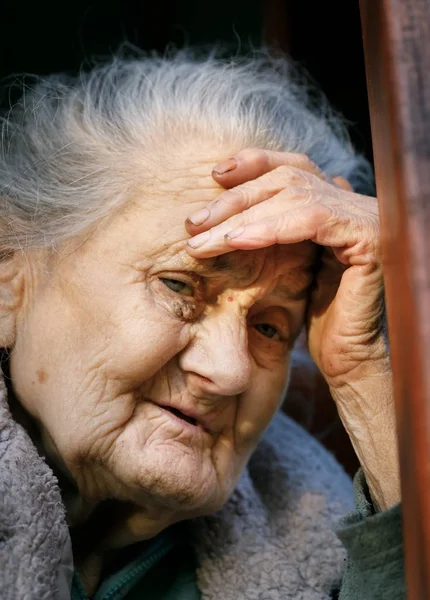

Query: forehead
138 157 317 290
78 152 317 292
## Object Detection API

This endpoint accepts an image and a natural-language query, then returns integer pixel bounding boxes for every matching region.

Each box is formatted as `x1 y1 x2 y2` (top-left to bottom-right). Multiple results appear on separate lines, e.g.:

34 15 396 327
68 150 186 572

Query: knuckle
273 164 312 188
264 165 290 186
273 164 291 177
308 203 333 223
300 187 314 203
220 186 252 211
286 185 313 204
295 169 315 187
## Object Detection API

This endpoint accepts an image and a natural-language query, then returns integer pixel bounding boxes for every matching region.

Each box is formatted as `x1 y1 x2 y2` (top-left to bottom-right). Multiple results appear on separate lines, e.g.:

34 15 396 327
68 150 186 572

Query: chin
117 441 230 515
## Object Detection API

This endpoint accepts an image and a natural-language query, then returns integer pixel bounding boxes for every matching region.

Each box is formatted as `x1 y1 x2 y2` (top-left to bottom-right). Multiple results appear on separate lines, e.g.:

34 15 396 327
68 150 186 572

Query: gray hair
0 50 373 253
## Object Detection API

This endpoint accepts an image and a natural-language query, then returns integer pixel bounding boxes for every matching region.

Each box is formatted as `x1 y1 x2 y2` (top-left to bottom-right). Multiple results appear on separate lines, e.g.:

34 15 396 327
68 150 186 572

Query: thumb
308 261 385 369
212 148 330 189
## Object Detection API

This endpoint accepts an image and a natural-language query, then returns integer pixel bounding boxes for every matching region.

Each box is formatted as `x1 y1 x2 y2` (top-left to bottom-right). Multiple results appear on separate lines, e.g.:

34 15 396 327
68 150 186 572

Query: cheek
105 307 191 384
234 357 291 450
9 284 192 464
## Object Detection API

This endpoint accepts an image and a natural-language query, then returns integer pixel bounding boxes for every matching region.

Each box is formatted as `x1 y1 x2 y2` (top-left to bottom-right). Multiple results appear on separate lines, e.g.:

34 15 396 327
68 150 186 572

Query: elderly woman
0 53 404 600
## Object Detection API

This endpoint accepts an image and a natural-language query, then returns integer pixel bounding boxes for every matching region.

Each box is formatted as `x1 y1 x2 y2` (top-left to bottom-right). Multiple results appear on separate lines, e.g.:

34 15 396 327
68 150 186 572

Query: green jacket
71 471 405 600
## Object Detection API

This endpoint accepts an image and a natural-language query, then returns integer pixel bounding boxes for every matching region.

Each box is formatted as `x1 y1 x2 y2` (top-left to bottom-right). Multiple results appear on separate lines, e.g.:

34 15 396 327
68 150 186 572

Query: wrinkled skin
2 146 400 592
186 148 399 513
3 151 316 573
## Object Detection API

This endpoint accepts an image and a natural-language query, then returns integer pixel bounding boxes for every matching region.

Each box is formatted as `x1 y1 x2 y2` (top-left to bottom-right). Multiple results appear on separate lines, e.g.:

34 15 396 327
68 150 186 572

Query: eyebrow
192 254 259 283
183 253 313 300
272 282 311 302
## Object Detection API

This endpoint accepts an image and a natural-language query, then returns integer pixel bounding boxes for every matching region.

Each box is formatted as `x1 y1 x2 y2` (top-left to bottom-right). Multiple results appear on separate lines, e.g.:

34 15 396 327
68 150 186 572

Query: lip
146 399 212 433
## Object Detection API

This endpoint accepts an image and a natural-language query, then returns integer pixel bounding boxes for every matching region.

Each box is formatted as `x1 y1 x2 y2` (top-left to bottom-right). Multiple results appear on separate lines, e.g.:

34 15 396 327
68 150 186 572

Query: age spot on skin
37 369 48 384
173 301 196 320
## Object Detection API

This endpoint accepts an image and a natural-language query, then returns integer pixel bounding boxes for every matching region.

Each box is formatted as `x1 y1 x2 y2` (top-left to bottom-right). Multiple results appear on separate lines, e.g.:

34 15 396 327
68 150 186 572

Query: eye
253 323 282 341
160 278 194 297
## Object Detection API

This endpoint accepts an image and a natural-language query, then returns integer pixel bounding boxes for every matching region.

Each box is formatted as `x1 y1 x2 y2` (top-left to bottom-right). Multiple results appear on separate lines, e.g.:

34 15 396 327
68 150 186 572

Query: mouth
145 397 214 433
163 405 198 427
145 398 203 429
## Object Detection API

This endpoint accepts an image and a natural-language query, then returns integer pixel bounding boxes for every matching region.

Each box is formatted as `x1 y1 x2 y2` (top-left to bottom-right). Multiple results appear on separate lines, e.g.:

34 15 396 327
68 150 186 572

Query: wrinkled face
10 154 316 532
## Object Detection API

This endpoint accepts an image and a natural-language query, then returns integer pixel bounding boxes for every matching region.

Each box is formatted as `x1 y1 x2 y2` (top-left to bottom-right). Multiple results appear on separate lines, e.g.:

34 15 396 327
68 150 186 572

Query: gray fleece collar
193 412 354 600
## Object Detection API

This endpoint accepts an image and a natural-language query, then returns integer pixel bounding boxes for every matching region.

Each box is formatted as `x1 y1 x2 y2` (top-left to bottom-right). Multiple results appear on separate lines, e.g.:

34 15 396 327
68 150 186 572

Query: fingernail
224 226 245 240
187 230 211 248
187 208 210 227
212 158 237 176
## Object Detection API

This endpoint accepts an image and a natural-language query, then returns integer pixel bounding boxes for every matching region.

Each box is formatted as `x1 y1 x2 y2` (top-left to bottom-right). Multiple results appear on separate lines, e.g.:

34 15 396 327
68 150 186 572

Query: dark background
0 0 372 162
0 0 367 472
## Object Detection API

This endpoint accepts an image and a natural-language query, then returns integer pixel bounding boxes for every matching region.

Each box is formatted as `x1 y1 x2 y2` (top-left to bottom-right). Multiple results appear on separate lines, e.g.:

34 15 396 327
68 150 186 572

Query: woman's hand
185 149 400 510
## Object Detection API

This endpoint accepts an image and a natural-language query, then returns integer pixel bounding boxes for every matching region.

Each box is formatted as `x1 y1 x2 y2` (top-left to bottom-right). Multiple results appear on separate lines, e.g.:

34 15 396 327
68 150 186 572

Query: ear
333 176 354 192
0 251 25 348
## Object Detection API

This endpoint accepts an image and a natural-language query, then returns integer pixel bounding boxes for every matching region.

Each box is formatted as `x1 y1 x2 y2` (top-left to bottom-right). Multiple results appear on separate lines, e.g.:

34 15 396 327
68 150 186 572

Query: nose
179 308 252 396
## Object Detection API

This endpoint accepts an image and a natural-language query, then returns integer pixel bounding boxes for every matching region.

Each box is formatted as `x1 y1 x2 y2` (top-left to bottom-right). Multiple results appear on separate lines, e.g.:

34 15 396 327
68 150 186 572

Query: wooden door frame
360 1 430 597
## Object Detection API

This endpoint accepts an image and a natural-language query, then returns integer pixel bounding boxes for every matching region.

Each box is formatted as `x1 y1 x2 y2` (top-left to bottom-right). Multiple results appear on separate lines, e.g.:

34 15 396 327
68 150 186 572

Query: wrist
330 371 400 510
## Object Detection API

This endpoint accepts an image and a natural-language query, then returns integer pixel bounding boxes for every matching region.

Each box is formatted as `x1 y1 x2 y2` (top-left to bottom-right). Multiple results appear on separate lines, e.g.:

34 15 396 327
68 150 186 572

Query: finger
186 206 325 258
186 184 318 257
186 212 256 258
308 261 385 371
220 207 376 265
186 165 315 234
186 202 366 259
211 148 330 189
224 208 327 249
